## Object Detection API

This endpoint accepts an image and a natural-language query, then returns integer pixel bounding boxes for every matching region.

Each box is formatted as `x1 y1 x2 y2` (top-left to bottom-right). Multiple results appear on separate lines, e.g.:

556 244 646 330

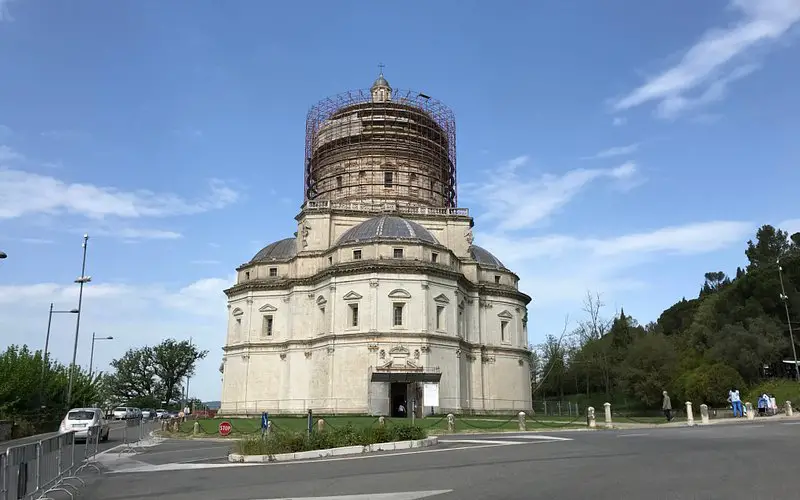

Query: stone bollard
745 402 755 420
685 402 694 426
518 411 526 431
317 419 325 432
603 402 612 428
447 413 455 433
378 416 385 427
587 407 596 428
700 404 709 425
786 401 794 417
193 421 200 435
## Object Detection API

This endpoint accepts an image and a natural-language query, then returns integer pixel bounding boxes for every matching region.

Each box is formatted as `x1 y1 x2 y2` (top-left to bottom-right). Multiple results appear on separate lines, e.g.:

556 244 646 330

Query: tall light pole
778 258 800 382
67 234 91 406
40 303 79 406
88 332 113 379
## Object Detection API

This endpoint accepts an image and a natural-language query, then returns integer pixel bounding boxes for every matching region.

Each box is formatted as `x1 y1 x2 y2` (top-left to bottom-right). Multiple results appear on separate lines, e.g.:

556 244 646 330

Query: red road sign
219 421 232 436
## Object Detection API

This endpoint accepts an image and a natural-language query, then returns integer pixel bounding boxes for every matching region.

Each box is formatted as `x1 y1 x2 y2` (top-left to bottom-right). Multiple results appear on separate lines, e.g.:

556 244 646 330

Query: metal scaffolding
304 88 457 209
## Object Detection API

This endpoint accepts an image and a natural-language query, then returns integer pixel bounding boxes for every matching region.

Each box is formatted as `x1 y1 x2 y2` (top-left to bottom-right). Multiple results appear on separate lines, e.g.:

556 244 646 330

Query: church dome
337 215 439 246
469 245 507 270
371 72 390 90
250 237 297 263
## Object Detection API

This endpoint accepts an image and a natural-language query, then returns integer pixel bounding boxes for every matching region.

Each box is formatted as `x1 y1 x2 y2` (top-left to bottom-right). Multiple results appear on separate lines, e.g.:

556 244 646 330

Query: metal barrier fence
0 424 105 500
120 418 146 455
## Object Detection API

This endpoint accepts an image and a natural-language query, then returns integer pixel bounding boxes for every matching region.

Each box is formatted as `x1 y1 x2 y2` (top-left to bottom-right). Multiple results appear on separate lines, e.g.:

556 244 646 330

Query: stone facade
219 74 532 417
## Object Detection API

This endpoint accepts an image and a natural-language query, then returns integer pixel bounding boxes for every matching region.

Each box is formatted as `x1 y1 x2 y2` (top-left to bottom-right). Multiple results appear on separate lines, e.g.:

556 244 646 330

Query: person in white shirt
728 388 742 417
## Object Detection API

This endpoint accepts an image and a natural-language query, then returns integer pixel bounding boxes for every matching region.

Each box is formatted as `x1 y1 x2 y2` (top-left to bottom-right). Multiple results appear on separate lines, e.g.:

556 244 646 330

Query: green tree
616 334 678 407
152 339 208 404
746 225 792 270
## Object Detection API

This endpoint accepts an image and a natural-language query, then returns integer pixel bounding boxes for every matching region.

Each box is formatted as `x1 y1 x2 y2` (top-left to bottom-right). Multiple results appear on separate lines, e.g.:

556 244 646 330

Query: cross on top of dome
371 64 392 102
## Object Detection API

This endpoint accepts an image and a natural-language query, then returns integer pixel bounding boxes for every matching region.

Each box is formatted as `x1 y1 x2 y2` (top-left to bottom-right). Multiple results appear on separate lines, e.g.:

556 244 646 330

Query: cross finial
378 63 385 75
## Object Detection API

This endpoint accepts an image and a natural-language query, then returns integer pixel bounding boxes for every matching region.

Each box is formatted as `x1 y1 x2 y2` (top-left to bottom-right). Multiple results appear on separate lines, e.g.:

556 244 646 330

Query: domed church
219 72 532 417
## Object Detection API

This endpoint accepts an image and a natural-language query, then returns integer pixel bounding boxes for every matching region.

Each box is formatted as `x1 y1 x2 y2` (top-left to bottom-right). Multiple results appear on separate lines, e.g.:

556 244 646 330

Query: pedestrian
662 391 673 422
728 388 742 417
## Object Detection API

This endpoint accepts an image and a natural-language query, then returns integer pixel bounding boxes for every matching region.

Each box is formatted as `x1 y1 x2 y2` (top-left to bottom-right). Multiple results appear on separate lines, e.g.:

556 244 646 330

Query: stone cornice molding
225 260 531 305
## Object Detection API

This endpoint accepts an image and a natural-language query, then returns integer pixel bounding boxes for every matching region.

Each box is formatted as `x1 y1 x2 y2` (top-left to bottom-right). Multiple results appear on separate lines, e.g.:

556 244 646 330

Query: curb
228 436 438 463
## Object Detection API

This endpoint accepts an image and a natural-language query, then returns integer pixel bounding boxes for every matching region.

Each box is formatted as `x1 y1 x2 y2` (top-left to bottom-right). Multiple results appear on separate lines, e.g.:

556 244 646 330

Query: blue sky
1 0 799 401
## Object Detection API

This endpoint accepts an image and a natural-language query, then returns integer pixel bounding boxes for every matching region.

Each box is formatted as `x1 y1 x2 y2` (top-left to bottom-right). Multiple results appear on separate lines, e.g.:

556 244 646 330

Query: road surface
81 420 800 499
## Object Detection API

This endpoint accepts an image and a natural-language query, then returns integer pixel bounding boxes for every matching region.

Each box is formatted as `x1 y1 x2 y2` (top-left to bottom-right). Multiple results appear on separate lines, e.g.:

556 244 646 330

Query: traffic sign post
219 420 232 436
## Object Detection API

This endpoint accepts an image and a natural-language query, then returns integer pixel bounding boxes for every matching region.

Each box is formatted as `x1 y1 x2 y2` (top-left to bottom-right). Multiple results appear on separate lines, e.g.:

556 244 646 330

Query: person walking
729 388 743 417
662 391 673 422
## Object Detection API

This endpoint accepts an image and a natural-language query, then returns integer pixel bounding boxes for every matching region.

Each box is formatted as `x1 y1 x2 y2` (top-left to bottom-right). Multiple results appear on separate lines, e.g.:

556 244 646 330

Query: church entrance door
390 382 407 418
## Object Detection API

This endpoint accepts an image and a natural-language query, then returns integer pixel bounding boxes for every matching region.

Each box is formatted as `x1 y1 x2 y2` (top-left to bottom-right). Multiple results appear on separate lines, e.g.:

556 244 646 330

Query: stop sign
219 421 232 436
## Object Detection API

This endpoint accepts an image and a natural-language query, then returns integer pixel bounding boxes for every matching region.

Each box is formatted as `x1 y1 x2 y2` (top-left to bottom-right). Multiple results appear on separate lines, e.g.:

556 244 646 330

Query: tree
152 339 208 404
108 339 208 405
617 334 678 407
746 225 792 270
700 271 731 296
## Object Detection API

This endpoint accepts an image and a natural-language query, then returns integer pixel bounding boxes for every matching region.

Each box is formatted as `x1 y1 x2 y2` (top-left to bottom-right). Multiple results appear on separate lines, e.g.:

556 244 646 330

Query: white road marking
501 434 573 442
782 422 800 425
438 439 524 445
617 433 650 438
251 490 453 500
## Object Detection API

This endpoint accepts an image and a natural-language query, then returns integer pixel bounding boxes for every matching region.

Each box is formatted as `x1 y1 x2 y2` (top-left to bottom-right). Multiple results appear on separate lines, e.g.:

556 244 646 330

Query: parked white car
112 406 134 420
59 408 110 441
155 409 167 419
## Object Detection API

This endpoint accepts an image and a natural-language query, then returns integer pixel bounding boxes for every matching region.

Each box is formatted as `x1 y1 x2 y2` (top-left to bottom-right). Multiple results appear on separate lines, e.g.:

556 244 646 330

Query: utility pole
40 303 79 407
67 234 91 406
778 258 800 382
185 336 192 412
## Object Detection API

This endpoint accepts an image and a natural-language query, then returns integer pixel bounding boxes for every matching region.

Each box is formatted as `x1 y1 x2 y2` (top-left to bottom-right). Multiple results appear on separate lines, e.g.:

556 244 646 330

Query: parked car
112 406 132 420
155 409 168 419
59 408 110 442
141 408 156 419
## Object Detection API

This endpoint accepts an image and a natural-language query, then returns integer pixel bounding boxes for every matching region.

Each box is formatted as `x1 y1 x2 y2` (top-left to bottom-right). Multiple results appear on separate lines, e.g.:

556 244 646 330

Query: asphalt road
80 420 800 499
1 420 154 458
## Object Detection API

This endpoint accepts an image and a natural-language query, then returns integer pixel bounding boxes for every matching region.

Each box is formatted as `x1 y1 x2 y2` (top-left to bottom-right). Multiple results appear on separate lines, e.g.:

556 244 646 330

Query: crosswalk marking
252 490 453 500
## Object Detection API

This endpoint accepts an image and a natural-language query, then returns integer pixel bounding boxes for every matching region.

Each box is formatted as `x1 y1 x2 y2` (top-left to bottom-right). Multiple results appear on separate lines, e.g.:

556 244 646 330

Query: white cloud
0 275 234 400
612 117 627 126
0 168 239 220
582 143 639 160
778 218 800 235
0 0 14 22
612 0 800 118
476 220 753 309
0 145 23 163
94 227 183 240
461 156 639 231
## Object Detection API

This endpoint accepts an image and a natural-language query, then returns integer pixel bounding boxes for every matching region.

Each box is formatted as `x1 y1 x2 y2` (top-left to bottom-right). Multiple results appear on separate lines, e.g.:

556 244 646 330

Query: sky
1 0 799 402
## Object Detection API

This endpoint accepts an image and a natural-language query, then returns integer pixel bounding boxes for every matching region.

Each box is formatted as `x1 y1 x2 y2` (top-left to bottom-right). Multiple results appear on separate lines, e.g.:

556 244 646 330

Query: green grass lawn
179 414 587 436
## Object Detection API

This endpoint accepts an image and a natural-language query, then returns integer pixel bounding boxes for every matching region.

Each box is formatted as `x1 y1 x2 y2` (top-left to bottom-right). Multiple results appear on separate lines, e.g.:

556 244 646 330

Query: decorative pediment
433 293 450 304
377 358 421 371
231 307 244 317
498 309 513 319
389 345 410 356
258 303 277 313
388 288 412 299
342 291 363 301
316 295 328 307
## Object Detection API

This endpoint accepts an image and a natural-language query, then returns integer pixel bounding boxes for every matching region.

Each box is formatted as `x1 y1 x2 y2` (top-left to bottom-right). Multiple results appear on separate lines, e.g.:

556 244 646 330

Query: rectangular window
431 252 438 263
263 315 273 337
328 256 333 265
353 249 362 260
350 304 359 327
501 320 508 342
494 275 501 284
393 248 404 258
235 318 242 338
269 267 278 277
245 271 250 281
393 303 404 326
384 171 393 187
436 305 445 330
336 176 343 188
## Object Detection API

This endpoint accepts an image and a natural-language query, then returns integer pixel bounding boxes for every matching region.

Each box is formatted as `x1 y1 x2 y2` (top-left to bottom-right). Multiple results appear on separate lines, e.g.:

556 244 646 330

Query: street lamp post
88 332 113 379
778 258 800 382
67 234 91 406
39 303 79 406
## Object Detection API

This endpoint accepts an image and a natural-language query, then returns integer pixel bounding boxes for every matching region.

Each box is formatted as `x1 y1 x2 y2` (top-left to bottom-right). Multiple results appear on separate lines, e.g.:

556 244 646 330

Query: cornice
225 259 532 304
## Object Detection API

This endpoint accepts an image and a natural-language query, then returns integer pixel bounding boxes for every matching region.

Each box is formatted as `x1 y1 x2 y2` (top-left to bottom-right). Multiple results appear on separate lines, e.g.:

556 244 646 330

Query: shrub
681 363 745 407
234 422 426 456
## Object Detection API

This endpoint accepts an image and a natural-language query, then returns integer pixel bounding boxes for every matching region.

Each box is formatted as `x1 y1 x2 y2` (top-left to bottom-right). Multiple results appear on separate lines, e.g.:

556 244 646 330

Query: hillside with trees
533 224 800 410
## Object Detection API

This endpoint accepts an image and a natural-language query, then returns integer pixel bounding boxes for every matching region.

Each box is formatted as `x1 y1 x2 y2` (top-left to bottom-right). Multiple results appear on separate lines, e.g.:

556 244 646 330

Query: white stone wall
219 212 532 417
